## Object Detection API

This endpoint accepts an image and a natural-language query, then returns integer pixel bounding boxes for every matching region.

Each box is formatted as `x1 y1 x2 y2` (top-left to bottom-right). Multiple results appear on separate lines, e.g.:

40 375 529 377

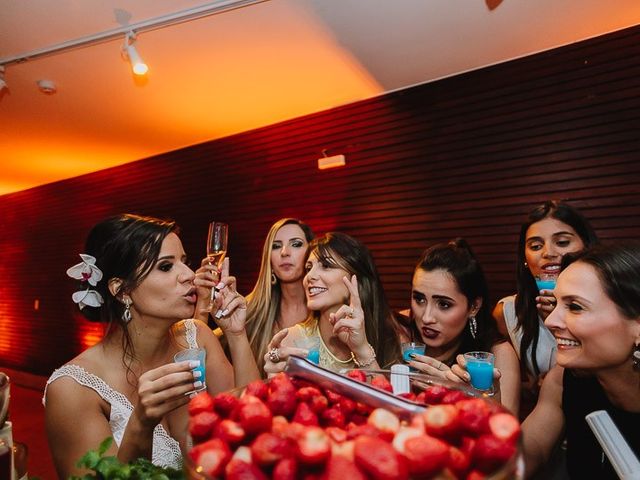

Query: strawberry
308 394 329 414
324 389 343 405
273 416 305 442
409 413 425 433
354 401 373 416
225 458 268 480
422 404 461 439
251 432 290 466
325 426 347 443
293 401 319 426
391 426 423 454
456 399 491 436
245 380 269 400
236 394 273 437
354 435 408 480
398 392 417 402
447 445 471 478
188 391 215 415
441 390 468 405
418 385 450 405
296 386 324 402
188 411 220 442
466 470 487 480
371 375 393 393
190 438 231 478
460 436 476 457
214 418 245 445
273 457 298 480
268 386 298 418
296 426 331 465
402 435 449 477
367 408 400 441
321 407 346 428
337 397 356 417
324 453 367 480
331 439 355 460
347 423 386 440
349 414 368 425
346 369 367 383
213 392 240 418
472 434 516 474
488 413 521 444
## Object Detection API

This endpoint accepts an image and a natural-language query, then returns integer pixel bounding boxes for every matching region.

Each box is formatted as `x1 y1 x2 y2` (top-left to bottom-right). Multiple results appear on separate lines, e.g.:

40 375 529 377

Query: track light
123 33 148 76
0 66 7 92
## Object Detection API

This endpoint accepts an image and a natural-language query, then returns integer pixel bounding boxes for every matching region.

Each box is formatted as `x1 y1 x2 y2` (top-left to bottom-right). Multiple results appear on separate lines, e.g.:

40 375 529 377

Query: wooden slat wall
1 25 639 376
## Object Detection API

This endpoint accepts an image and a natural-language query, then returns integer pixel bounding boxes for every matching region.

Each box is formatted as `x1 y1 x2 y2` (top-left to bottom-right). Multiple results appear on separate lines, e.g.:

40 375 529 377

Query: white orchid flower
66 254 103 286
71 289 104 310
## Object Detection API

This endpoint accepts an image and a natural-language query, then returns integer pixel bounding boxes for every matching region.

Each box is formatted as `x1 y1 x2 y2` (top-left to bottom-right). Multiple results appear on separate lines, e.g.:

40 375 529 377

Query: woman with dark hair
493 201 598 408
406 239 520 413
44 214 258 478
523 242 640 479
264 232 402 373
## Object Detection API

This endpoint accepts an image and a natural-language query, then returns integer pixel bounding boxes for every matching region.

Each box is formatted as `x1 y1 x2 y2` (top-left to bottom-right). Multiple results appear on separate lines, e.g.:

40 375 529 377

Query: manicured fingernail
464 373 471 381
214 309 223 319
189 360 200 368
409 353 416 358
216 282 226 290
188 391 197 398
193 370 202 378
193 381 203 388
221 309 229 317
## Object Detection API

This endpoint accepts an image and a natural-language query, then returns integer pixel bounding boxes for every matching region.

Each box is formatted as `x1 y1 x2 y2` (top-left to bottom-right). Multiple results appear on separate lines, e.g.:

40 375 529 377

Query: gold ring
267 348 281 363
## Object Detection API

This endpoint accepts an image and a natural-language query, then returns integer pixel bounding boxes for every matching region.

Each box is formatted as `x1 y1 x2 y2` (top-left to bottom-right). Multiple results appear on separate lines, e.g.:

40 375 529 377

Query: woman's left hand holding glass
450 354 502 398
194 257 221 318
409 354 460 383
212 259 247 336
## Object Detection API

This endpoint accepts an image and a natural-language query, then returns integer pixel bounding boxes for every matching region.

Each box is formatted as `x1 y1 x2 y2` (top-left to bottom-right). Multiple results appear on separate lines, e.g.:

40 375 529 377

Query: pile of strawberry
186 371 520 480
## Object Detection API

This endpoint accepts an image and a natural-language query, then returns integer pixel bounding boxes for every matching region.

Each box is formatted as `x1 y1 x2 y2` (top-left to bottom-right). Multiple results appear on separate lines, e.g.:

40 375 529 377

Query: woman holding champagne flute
44 214 258 478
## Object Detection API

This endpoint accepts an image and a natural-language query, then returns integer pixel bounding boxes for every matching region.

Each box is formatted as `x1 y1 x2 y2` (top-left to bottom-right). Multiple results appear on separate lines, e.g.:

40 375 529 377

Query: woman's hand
263 329 308 377
451 354 502 398
194 257 222 318
535 290 557 320
330 275 370 354
132 361 200 430
408 354 461 383
212 259 247 336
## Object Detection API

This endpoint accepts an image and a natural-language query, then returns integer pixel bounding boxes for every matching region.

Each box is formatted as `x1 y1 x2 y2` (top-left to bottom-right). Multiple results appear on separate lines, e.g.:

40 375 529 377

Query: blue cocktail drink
464 351 495 391
535 278 556 291
402 342 426 362
307 349 320 365
174 347 207 392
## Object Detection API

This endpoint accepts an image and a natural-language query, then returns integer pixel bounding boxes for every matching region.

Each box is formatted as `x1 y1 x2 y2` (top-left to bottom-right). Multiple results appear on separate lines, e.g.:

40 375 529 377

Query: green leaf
98 437 114 456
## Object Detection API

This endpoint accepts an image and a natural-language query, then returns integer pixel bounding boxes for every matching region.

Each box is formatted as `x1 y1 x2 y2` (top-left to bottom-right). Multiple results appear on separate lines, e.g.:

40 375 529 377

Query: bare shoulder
492 301 509 337
491 340 517 359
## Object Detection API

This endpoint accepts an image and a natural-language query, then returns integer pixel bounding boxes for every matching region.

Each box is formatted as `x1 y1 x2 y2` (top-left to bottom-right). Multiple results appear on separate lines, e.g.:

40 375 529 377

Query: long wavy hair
515 200 598 376
244 218 314 374
408 238 503 364
304 232 402 368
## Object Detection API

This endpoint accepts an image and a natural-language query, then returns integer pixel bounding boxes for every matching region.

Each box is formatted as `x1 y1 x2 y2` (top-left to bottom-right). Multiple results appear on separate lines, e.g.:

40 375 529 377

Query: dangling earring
122 297 132 323
271 273 277 285
468 316 477 339
633 342 640 371
524 261 528 267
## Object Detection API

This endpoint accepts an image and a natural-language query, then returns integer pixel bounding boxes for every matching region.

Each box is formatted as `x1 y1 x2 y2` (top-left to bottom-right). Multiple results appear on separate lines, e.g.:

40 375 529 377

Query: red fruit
308 394 329 414
488 413 521 444
409 413 425 433
188 411 220 442
272 416 304 441
188 391 215 415
325 426 347 443
270 372 295 389
473 434 516 474
245 380 269 400
268 388 298 418
422 404 461 439
293 401 319 426
391 427 423 454
321 407 346 428
466 470 487 480
250 432 290 466
214 392 240 417
367 408 400 441
225 458 268 480
324 389 343 405
296 426 331 465
296 386 324 402
214 419 245 445
337 397 356 417
354 435 408 480
347 423 386 441
237 395 273 436
403 435 449 477
273 457 298 480
371 375 393 393
460 436 476 457
398 392 417 402
324 454 367 480
441 390 469 405
457 399 491 436
448 446 471 478
190 438 231 478
349 414 368 425
355 401 373 416
418 385 450 405
331 439 355 460
346 369 367 383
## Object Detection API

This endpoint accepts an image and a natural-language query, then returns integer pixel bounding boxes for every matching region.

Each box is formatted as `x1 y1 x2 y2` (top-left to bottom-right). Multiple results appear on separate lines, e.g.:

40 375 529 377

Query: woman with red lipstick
263 232 402 374
405 239 521 414
493 201 598 413
44 214 256 478
522 242 640 479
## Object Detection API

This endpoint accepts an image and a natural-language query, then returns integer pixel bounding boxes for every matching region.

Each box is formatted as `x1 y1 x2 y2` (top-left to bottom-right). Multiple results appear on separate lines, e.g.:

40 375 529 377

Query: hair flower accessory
67 254 104 309
66 254 103 286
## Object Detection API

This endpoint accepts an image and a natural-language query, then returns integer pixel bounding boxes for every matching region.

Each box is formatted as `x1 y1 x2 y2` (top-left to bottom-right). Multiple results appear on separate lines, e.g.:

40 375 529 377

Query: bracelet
351 344 376 368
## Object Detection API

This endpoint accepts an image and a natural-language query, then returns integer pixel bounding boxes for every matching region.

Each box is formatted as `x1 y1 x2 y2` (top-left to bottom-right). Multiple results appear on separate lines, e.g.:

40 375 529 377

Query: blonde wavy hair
244 218 314 375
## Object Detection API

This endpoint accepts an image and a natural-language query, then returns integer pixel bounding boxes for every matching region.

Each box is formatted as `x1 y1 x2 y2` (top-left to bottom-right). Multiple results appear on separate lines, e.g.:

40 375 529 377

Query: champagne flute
206 221 228 311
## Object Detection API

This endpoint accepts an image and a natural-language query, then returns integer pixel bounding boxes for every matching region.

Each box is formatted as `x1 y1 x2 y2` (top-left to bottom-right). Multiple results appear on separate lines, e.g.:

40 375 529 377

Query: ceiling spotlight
0 66 7 92
123 32 148 76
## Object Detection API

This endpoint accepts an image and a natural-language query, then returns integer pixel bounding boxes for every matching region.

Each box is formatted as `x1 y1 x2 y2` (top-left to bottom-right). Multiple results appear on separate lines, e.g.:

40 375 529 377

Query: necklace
317 327 353 364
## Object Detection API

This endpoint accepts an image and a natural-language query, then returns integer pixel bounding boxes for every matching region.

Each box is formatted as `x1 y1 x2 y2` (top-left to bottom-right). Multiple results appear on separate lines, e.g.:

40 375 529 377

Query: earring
468 316 477 339
633 342 640 371
122 297 132 323
271 273 277 285
524 261 528 267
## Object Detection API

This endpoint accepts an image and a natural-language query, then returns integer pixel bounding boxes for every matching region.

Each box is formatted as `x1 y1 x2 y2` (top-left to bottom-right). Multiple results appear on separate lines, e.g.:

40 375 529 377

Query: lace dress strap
185 318 199 349
43 364 182 469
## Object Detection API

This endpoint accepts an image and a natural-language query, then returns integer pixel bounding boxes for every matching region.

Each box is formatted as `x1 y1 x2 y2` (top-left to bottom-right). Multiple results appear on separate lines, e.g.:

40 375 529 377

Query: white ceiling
1 0 640 196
